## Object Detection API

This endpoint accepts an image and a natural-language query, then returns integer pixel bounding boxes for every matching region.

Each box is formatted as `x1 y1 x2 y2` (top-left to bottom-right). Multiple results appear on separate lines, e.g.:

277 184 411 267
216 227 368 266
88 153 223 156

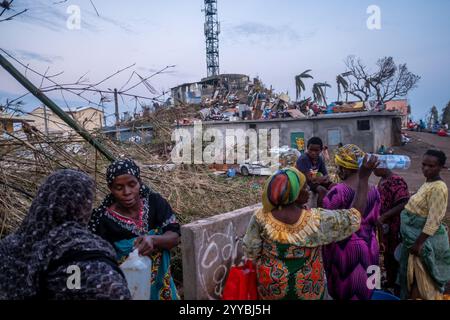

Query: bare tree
0 48 175 130
0 99 24 114
2 0 100 23
344 55 420 103
0 0 28 22
343 56 371 102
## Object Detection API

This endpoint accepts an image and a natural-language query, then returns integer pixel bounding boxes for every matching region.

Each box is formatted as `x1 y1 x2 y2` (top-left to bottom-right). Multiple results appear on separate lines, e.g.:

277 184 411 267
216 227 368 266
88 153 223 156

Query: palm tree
428 106 439 129
442 100 450 125
336 74 349 102
312 82 332 106
312 83 321 105
295 70 314 101
322 82 332 106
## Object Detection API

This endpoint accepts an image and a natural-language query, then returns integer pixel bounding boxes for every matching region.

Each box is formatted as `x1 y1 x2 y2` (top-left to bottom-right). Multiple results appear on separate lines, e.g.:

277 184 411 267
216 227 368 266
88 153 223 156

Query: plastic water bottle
359 154 411 170
120 249 152 300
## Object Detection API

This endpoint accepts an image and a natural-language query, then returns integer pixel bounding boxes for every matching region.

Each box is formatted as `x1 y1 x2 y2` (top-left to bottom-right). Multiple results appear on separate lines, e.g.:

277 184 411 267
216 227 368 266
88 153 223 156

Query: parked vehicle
238 161 276 176
237 146 300 176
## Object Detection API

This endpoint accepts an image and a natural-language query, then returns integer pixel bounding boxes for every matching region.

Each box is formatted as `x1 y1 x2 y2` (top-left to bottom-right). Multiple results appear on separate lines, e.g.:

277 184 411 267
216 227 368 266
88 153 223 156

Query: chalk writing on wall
197 222 244 300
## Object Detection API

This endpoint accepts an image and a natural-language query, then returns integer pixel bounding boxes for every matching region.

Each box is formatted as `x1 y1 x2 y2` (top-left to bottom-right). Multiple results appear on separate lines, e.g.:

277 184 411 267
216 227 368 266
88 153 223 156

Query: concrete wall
29 107 104 134
177 112 401 157
373 117 394 151
29 107 72 133
181 204 261 300
71 108 104 131
172 83 202 105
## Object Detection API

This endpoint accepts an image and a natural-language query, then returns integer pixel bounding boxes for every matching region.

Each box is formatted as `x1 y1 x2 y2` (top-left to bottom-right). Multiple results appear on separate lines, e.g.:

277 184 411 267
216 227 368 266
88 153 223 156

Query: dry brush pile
0 107 265 285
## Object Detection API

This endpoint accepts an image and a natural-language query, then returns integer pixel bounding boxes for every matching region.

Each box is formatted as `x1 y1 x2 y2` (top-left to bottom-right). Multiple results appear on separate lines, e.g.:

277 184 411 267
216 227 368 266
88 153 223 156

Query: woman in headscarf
322 144 381 300
0 170 131 300
398 150 450 300
242 156 378 300
89 158 180 300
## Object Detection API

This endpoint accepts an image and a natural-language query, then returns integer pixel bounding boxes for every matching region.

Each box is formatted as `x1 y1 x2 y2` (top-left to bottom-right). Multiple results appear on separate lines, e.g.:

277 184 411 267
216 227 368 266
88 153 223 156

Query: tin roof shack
102 124 153 144
178 111 402 156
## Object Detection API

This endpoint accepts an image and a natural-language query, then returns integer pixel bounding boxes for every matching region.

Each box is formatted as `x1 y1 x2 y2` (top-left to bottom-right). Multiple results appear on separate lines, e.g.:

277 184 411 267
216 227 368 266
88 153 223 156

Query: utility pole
43 105 49 135
0 52 115 162
114 88 120 141
100 100 107 128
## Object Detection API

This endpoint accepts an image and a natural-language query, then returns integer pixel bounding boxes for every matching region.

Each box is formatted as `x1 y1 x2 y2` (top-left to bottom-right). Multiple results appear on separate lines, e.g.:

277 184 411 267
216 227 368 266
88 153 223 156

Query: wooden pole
43 105 49 135
114 88 120 141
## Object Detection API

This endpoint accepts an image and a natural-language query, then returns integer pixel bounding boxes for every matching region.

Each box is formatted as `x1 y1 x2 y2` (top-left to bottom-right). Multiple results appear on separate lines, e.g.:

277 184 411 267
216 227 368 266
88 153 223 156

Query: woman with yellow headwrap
322 144 382 300
243 156 379 300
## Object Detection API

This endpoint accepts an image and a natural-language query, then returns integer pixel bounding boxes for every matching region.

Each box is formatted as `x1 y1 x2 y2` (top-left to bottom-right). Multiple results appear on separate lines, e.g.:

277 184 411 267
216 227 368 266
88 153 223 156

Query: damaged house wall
179 112 402 155
171 82 203 105
171 74 250 106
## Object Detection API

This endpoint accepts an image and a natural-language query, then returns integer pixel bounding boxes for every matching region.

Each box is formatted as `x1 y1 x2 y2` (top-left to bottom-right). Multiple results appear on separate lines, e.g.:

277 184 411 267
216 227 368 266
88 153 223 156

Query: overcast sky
1 0 449 124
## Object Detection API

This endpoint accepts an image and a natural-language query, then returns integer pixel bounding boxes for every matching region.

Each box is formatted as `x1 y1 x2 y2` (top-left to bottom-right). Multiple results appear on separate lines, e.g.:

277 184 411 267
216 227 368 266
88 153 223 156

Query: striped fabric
262 167 306 213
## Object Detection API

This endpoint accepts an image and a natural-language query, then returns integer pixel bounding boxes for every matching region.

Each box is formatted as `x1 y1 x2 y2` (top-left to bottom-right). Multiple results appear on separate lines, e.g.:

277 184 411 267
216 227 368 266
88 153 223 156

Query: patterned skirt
256 241 326 300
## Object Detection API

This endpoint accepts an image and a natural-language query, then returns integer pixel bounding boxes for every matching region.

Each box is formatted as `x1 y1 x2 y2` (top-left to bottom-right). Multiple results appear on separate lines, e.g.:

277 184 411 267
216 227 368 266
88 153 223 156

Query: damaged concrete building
180 111 403 154
171 73 250 106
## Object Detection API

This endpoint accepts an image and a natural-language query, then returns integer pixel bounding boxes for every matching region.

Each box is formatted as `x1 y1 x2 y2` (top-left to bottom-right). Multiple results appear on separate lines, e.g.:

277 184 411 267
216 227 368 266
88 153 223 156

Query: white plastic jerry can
119 249 152 300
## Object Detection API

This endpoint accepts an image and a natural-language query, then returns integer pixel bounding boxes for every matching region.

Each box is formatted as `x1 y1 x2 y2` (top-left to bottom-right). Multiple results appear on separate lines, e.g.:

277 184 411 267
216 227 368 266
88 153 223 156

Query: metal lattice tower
204 0 220 77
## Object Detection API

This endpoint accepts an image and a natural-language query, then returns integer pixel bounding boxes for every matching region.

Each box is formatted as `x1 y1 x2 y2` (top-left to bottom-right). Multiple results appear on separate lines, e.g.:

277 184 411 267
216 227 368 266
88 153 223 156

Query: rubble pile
177 76 390 123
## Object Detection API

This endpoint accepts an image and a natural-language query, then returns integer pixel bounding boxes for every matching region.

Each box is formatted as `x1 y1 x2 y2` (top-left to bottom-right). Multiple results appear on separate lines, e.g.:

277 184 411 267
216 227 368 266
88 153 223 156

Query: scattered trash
226 168 236 178
172 73 405 124
251 183 261 190
144 164 177 172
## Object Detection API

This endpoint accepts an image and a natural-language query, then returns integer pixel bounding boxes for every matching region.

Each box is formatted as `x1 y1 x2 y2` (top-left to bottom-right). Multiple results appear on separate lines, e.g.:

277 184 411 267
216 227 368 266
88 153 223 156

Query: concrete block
181 203 262 300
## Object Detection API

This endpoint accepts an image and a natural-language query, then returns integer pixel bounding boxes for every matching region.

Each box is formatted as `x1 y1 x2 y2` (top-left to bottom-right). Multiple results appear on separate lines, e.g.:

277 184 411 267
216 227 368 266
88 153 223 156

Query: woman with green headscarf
242 157 379 300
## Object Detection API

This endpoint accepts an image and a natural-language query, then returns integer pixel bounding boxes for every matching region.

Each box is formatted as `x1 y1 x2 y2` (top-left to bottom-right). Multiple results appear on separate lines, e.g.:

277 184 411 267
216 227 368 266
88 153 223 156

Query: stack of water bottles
358 154 411 170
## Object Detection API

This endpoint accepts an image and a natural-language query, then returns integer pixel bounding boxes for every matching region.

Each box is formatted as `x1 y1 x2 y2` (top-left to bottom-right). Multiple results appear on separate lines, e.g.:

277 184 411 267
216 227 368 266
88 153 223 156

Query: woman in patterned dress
89 159 180 300
242 155 378 300
322 144 381 300
374 167 410 294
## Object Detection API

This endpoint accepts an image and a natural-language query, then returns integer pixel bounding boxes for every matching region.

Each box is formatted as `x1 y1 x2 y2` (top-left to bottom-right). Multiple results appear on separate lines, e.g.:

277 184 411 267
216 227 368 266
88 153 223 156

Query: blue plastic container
227 168 236 178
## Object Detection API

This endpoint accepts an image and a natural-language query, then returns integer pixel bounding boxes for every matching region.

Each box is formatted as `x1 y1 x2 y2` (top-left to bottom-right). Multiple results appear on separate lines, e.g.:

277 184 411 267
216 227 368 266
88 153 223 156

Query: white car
238 146 300 176
238 161 279 176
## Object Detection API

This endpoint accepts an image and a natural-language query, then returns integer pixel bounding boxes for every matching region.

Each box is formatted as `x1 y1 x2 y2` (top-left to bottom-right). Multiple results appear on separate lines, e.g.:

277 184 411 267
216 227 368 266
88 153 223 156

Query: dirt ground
367 131 450 295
